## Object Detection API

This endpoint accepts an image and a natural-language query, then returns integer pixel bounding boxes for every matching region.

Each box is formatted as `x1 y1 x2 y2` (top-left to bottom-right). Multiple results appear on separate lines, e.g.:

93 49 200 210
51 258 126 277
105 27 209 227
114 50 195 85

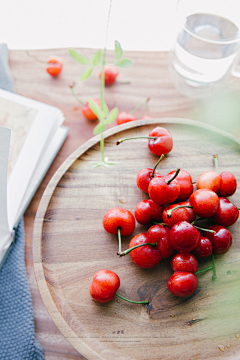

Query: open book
0 88 68 266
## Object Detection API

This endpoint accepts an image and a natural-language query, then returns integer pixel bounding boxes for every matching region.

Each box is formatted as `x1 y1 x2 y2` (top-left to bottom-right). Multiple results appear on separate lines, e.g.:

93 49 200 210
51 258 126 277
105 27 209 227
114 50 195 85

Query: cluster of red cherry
90 127 239 305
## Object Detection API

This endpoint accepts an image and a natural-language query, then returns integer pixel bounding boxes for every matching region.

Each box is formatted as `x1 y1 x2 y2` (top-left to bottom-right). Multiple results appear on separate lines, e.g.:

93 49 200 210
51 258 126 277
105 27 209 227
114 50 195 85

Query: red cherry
116 112 137 125
90 269 120 303
192 236 213 258
167 170 193 201
46 56 63 77
218 172 237 197
170 221 201 253
129 233 161 268
100 66 119 86
136 168 161 193
189 189 220 218
148 171 180 205
212 197 239 227
170 253 198 273
147 224 174 259
177 201 196 223
203 225 232 255
134 199 164 225
162 203 190 228
148 127 173 156
82 98 101 120
167 271 198 297
197 171 221 193
103 207 135 236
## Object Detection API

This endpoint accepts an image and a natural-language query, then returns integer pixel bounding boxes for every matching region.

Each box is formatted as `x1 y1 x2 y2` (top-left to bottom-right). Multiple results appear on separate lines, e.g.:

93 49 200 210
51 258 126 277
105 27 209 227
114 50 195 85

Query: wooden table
9 48 240 360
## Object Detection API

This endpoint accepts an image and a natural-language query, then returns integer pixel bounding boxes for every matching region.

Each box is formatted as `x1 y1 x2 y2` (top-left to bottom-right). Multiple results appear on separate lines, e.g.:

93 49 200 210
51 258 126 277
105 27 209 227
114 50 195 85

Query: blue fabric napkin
0 43 44 360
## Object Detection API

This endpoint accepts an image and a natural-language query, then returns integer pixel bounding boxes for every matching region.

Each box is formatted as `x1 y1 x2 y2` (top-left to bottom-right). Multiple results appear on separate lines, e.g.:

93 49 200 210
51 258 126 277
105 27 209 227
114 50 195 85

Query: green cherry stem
115 79 131 84
166 205 193 218
129 97 150 115
166 169 180 185
152 222 167 227
115 293 149 304
151 154 164 178
69 84 87 106
25 50 47 64
195 266 213 275
116 136 157 146
213 154 219 173
117 227 122 254
117 242 158 257
212 253 217 280
193 225 216 234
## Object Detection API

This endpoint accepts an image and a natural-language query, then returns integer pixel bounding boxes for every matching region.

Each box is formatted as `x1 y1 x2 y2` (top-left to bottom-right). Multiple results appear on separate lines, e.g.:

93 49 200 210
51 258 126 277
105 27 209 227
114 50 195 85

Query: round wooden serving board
33 118 240 360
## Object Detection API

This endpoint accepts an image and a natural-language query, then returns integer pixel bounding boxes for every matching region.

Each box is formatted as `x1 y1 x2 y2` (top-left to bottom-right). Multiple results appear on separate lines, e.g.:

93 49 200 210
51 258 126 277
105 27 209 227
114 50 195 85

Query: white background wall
0 0 179 50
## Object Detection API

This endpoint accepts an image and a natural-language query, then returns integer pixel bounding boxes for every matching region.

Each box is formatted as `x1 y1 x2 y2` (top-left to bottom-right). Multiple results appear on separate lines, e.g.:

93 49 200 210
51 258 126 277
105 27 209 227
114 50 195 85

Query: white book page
14 126 68 226
0 126 11 233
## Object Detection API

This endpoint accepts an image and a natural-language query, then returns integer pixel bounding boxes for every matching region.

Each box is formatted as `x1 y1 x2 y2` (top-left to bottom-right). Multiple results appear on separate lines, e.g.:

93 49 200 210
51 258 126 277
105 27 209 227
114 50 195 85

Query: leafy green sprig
69 41 132 81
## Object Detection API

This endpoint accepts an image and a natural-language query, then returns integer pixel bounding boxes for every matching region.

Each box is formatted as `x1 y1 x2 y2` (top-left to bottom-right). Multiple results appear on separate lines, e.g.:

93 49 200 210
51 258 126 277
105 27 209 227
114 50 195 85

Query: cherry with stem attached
117 126 173 156
136 154 164 193
116 98 150 125
90 270 148 304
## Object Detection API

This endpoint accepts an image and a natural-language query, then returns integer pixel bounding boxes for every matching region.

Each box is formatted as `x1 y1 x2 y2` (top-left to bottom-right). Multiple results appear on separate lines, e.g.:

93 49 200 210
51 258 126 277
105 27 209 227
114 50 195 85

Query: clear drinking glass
169 0 240 97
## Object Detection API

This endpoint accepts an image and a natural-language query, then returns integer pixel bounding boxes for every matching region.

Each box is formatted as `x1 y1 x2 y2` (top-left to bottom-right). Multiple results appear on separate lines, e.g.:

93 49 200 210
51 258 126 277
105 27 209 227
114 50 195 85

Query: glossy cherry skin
46 56 63 77
147 224 174 259
82 98 101 120
178 201 196 223
148 175 180 205
167 271 198 298
162 203 190 228
100 66 119 86
168 170 193 201
189 189 220 218
192 236 213 258
197 171 221 193
148 127 173 156
90 269 120 303
129 233 161 268
170 221 201 253
203 225 232 255
135 199 164 225
218 172 237 197
170 253 198 273
212 197 239 227
116 112 137 125
136 168 161 193
103 207 135 236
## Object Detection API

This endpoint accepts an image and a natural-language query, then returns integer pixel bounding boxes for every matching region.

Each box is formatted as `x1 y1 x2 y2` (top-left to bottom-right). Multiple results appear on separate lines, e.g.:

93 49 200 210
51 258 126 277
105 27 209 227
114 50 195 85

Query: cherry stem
129 97 150 115
195 266 212 275
115 79 131 84
213 155 218 174
116 136 157 146
191 218 210 225
193 225 216 234
151 154 164 178
152 222 167 227
117 242 158 257
115 293 149 304
166 169 180 185
69 85 87 106
166 205 193 218
117 227 122 254
212 253 217 280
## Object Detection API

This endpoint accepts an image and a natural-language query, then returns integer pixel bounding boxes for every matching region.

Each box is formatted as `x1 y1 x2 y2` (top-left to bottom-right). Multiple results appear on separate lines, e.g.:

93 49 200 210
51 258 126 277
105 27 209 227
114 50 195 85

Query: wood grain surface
33 118 240 360
8 48 240 359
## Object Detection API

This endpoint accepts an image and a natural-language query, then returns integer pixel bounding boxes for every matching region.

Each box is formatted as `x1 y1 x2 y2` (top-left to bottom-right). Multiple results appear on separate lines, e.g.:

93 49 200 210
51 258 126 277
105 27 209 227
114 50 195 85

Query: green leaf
93 122 106 135
90 50 102 66
69 49 89 65
80 67 93 81
103 100 109 118
104 107 118 124
115 58 132 68
87 98 104 121
115 40 123 61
